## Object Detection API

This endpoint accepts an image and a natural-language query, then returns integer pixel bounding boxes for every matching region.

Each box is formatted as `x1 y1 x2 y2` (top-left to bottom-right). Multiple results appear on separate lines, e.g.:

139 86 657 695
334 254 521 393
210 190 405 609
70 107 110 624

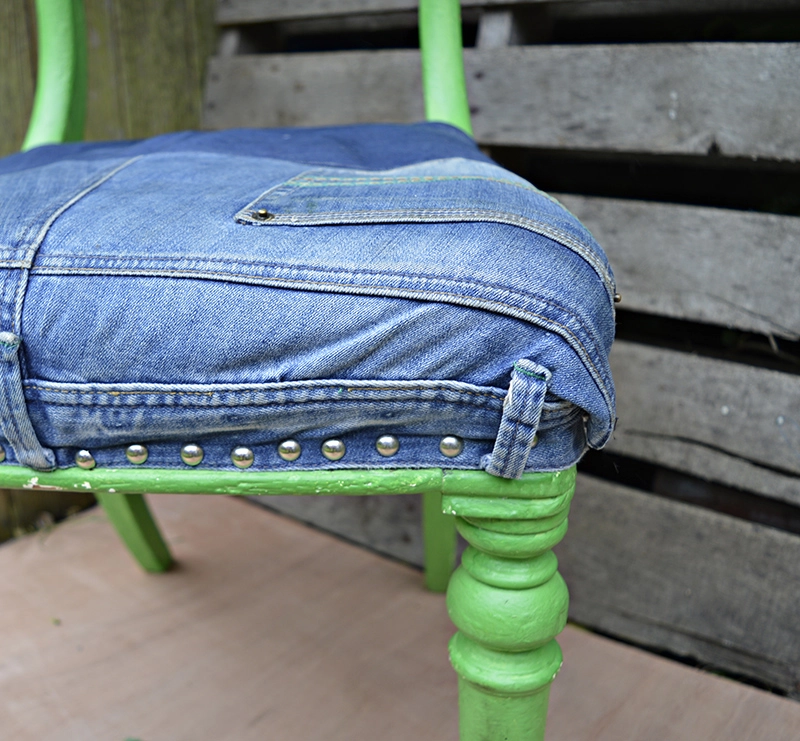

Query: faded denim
0 123 615 478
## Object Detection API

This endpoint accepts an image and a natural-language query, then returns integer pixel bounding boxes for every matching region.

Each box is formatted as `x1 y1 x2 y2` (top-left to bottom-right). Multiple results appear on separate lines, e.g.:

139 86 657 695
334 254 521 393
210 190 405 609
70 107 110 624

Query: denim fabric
0 123 615 478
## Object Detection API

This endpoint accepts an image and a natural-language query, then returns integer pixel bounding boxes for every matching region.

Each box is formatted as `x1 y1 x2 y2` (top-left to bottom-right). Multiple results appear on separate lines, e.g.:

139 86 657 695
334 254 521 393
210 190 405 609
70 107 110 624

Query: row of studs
69 435 466 470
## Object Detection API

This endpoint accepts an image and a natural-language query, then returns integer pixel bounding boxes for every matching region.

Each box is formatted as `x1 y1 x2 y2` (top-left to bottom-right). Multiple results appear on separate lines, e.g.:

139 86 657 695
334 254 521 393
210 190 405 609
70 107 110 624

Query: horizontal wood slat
204 44 800 161
217 0 799 25
204 51 424 128
557 474 800 697
469 43 800 159
218 0 549 24
609 341 800 504
557 195 800 340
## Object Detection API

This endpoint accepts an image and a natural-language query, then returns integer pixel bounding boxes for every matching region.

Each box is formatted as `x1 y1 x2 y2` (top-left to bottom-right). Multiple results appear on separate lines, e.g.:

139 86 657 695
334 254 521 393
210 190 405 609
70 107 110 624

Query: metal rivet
614 293 622 303
180 443 204 466
321 439 346 461
231 446 255 469
125 444 148 465
253 208 273 220
376 434 400 457
0 445 6 463
439 436 463 458
75 449 96 470
278 439 301 462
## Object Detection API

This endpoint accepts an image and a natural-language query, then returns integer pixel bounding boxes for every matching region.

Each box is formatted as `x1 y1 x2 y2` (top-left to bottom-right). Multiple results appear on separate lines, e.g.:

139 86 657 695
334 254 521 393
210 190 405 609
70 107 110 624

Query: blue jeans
0 123 616 478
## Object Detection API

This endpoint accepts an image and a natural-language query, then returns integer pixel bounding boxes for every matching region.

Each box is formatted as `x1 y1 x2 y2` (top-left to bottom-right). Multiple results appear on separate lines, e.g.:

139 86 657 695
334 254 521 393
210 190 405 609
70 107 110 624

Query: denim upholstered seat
0 124 614 480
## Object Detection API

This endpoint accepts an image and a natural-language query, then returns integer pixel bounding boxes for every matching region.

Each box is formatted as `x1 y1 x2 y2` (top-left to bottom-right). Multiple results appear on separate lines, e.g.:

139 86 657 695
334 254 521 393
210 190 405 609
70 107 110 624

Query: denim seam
30 254 609 364
236 207 614 296
293 175 538 190
23 396 505 410
0 157 144 471
13 157 143 331
26 264 612 432
31 252 600 323
27 266 602 373
25 380 504 397
25 388 502 401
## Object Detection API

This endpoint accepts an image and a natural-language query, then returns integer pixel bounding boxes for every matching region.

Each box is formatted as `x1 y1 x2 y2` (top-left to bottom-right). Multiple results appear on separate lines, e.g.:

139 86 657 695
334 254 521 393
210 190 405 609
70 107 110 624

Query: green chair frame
6 1 578 738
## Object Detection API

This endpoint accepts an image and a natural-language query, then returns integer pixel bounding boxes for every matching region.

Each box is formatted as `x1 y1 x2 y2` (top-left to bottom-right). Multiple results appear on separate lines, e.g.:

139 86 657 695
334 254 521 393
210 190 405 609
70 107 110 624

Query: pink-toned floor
1 494 798 741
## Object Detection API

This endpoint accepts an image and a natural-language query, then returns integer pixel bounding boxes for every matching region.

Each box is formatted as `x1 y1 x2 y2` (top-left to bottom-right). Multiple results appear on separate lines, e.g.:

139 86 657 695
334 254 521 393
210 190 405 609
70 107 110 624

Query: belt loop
483 359 551 479
0 332 56 471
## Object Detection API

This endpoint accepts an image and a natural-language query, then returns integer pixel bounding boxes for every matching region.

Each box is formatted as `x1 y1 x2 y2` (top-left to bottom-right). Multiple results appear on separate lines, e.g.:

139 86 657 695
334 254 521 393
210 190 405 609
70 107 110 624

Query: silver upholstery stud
180 443 204 466
321 439 346 461
439 435 464 458
75 449 96 470
231 446 255 469
125 444 148 465
278 439 301 462
376 434 400 457
0 445 5 463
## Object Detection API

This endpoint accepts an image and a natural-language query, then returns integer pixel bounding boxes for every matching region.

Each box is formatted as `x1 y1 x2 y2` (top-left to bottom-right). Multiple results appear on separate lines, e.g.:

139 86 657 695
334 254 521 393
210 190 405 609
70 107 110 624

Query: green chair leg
422 489 457 592
95 492 172 573
443 469 575 740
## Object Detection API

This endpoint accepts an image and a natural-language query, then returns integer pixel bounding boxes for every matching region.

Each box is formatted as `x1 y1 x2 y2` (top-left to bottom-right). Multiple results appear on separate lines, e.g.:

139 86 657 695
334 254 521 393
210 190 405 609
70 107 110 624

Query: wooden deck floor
1 494 798 741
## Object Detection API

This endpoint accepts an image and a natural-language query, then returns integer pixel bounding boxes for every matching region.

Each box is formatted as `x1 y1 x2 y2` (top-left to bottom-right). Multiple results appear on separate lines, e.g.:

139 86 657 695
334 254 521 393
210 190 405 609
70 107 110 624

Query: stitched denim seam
24 393 504 408
27 264 612 419
31 252 596 325
12 157 143 333
236 208 613 293
32 258 604 356
29 265 594 345
292 175 537 190
28 265 603 362
25 380 504 397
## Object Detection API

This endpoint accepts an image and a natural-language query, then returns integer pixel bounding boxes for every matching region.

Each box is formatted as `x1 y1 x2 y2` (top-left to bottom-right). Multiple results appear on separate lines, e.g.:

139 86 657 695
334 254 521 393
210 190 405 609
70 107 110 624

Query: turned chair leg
444 470 574 741
96 492 172 572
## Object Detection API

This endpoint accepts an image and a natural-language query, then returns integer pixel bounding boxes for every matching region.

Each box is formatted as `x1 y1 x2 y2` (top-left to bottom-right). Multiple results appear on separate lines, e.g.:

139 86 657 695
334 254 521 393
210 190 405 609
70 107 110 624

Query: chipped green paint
445 468 575 741
0 465 573 499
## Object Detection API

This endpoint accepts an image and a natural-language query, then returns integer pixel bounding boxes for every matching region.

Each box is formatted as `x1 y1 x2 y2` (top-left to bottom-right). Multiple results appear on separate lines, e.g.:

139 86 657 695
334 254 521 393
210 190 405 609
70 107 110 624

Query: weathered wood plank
556 195 800 340
2 0 218 147
217 0 533 24
88 0 218 140
217 0 800 25
468 43 800 159
609 341 800 504
204 44 800 161
204 51 425 128
0 0 35 158
0 489 95 543
249 493 427 566
556 474 800 696
476 10 524 48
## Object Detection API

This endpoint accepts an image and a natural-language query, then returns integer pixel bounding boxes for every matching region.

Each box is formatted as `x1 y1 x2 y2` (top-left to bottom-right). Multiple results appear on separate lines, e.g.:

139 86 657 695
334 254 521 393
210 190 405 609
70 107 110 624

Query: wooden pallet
204 0 800 698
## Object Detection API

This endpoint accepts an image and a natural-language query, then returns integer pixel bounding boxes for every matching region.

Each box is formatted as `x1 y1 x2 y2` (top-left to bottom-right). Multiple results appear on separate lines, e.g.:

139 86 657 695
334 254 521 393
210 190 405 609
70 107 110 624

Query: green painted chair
4 1 588 738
